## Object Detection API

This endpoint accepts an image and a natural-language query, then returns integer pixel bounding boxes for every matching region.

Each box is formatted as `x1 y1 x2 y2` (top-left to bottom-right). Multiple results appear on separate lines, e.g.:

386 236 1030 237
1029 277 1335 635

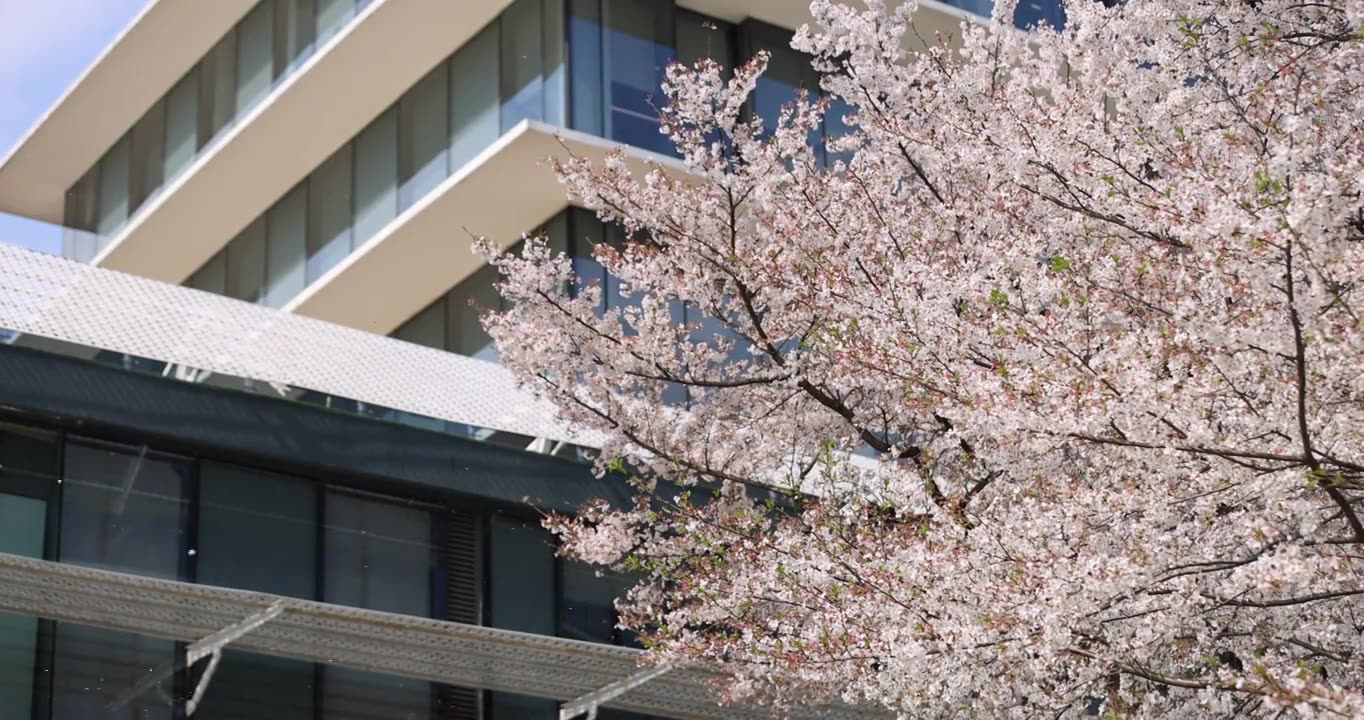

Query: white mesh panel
0 244 600 447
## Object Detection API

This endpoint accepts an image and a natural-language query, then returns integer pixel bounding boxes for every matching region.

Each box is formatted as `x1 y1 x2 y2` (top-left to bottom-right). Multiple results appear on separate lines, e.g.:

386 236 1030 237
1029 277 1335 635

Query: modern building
0 1 1060 718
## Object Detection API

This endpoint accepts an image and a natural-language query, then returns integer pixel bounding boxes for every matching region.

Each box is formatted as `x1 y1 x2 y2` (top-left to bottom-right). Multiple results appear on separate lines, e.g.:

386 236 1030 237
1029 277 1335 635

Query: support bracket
559 664 673 720
107 600 286 715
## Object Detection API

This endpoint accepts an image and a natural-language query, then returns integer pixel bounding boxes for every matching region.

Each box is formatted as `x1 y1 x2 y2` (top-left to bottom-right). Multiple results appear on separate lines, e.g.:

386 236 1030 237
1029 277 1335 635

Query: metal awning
0 552 879 719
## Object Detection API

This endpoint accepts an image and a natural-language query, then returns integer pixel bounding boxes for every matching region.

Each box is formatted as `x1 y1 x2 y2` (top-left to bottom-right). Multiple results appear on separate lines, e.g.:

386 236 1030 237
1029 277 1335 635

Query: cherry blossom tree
479 0 1364 715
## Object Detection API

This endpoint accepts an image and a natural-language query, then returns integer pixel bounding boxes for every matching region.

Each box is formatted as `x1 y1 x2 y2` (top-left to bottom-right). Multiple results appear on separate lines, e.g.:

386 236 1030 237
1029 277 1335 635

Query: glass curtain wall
179 1 864 314
0 419 650 718
61 0 369 262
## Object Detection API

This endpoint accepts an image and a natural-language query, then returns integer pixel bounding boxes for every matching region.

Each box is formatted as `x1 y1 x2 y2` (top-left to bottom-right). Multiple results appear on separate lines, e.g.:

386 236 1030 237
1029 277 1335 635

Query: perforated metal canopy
0 243 601 448
0 552 881 719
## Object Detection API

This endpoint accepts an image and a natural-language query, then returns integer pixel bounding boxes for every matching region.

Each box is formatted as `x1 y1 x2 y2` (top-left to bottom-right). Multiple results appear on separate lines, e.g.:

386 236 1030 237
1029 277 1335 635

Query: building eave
88 0 516 285
0 0 258 224
283 121 687 335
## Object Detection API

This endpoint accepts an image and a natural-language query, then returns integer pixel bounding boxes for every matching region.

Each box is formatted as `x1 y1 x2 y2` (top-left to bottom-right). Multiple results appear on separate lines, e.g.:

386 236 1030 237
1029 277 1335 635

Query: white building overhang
0 551 884 719
285 120 686 335
88 0 516 285
0 0 258 223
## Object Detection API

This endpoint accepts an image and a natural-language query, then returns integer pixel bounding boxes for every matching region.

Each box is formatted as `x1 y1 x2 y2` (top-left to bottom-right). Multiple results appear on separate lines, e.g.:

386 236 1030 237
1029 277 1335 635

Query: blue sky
0 0 150 254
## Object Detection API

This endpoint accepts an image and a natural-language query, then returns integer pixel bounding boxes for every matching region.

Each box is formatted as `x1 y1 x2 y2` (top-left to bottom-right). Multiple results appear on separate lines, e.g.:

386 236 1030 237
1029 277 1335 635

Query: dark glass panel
59 438 190 580
128 100 166 211
51 624 177 720
393 297 447 351
601 0 675 154
500 0 546 129
449 25 500 170
226 218 267 304
266 183 308 307
236 1 276 114
306 143 353 283
398 63 450 211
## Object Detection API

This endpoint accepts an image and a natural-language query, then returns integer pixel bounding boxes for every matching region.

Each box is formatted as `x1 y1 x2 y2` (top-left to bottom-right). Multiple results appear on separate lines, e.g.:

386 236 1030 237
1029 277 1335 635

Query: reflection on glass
59 438 190 579
560 560 618 643
128 100 166 210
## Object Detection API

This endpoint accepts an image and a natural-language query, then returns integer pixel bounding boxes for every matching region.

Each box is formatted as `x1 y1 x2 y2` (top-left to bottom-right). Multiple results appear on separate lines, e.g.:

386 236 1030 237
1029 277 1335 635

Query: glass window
51 625 176 720
275 0 316 74
353 109 398 246
62 166 100 261
322 667 433 720
602 0 675 154
316 0 357 44
198 462 316 597
324 490 434 616
266 184 308 307
447 263 500 361
560 560 618 643
188 250 228 296
0 494 45 717
0 423 57 720
500 0 545 129
489 514 557 720
60 438 191 579
96 136 130 238
129 100 166 211
677 10 734 73
489 515 555 634
307 143 353 283
202 30 238 141
742 21 826 163
236 1 276 114
322 491 435 720
196 462 317 720
449 25 500 171
393 298 446 350
1015 0 1065 29
198 649 315 720
398 63 450 210
568 209 609 312
227 218 268 303
164 70 201 182
542 0 567 126
568 0 604 136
